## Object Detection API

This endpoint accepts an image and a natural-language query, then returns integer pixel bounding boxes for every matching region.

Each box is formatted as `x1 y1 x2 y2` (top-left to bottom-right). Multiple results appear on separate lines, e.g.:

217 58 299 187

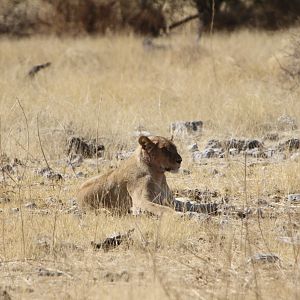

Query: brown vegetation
194 0 300 31
1 0 300 37
0 0 168 36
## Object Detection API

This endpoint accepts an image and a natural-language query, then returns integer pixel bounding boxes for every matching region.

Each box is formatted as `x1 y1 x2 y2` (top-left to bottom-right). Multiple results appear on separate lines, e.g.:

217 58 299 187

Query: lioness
77 135 182 216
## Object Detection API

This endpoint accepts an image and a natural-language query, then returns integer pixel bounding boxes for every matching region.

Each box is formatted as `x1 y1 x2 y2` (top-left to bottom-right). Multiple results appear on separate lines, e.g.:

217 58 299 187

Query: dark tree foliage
193 0 300 30
1 0 300 37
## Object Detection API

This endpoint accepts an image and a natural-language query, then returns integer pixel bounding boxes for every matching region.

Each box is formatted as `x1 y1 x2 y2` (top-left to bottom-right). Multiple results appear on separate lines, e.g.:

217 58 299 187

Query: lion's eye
162 148 171 154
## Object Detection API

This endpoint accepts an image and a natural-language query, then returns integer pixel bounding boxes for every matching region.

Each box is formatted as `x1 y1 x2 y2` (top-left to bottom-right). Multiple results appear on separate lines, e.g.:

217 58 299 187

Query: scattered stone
187 143 199 152
173 197 219 214
67 154 84 168
202 138 263 158
11 158 23 167
103 270 130 282
193 148 223 160
76 171 87 178
176 189 219 201
218 152 226 158
62 205 82 215
10 208 19 213
24 202 37 209
245 148 267 158
133 130 151 137
28 209 50 215
265 148 276 158
270 195 281 203
257 199 268 206
223 139 245 151
116 151 134 160
36 167 63 181
263 132 279 141
277 115 297 131
225 139 263 151
67 198 77 207
0 197 10 204
44 196 57 206
206 139 222 149
132 126 151 137
278 236 300 245
66 136 105 158
170 121 203 137
288 194 300 202
180 169 191 175
175 189 219 202
38 267 65 277
278 138 300 151
191 151 202 162
36 167 51 176
0 153 10 164
290 152 300 161
210 168 219 176
249 253 280 263
213 148 223 157
0 164 14 174
236 208 252 219
229 148 238 156
91 229 134 252
131 208 159 218
201 148 216 158
246 139 263 150
46 172 63 181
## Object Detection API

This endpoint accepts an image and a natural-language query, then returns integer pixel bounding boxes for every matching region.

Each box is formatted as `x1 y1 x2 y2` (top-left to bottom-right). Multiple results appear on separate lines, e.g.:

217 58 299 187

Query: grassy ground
0 29 300 299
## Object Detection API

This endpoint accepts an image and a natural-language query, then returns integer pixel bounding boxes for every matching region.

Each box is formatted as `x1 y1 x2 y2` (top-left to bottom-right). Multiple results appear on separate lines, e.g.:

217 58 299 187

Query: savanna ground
0 28 300 299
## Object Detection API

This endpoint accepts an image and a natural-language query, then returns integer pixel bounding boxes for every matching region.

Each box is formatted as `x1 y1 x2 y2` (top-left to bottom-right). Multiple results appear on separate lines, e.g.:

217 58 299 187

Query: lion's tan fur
77 136 182 216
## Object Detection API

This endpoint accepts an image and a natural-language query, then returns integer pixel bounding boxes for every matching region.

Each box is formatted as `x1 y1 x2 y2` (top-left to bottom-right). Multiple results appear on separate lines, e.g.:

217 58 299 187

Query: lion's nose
176 157 182 164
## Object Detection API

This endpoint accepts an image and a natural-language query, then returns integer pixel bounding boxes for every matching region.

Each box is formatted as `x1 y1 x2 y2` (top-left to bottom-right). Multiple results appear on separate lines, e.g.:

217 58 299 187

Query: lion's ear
138 136 155 151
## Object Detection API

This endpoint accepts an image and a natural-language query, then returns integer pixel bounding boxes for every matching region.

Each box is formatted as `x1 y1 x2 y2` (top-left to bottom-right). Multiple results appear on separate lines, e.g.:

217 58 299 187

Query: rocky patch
190 136 300 162
66 136 105 158
91 229 134 252
170 121 203 137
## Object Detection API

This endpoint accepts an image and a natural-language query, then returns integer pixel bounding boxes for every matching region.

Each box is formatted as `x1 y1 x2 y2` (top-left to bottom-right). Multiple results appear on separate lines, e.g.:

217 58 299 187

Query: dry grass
0 29 300 299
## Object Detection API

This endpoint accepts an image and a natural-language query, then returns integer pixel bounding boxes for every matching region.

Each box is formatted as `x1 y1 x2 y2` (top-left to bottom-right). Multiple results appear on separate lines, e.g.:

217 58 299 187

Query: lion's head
138 135 182 173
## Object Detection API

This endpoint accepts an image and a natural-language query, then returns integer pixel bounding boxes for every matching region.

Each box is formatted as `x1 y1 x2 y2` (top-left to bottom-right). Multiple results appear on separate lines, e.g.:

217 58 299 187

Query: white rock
170 121 203 137
288 194 300 202
25 202 37 209
290 152 300 161
187 143 199 152
277 115 297 130
249 253 280 263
